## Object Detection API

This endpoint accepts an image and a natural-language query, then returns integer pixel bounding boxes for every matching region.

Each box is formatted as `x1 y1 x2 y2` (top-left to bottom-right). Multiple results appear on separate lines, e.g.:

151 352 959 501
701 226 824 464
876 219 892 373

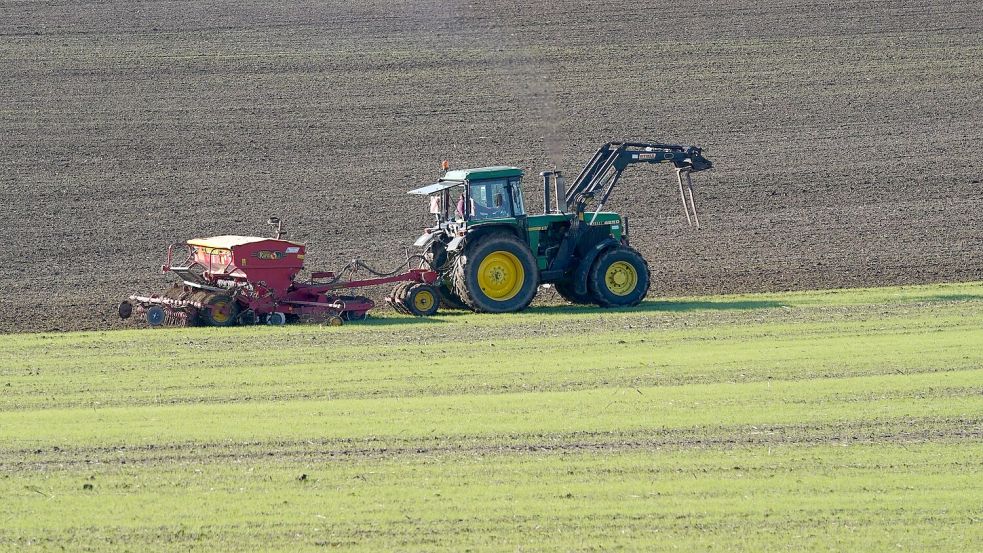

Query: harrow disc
388 281 415 315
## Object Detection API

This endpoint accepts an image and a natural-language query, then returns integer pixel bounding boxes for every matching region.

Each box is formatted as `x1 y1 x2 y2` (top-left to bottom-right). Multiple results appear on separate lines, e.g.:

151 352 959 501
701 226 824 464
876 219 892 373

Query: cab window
508 177 524 215
468 178 512 220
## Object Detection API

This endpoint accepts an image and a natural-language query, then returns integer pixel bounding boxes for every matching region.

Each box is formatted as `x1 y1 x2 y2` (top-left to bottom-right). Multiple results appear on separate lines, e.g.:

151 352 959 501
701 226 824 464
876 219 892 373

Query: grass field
1 283 982 551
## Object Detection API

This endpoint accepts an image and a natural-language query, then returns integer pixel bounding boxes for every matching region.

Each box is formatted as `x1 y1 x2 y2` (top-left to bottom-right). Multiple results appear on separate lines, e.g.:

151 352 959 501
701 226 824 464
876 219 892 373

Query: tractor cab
410 166 525 225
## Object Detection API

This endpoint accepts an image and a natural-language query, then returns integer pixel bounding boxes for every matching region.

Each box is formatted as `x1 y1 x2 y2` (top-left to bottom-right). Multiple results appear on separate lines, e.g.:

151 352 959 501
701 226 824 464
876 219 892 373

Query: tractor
409 141 713 313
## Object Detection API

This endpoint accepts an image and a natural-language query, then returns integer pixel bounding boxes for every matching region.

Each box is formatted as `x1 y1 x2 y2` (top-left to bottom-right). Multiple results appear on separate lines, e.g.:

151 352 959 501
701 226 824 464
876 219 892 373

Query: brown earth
5 418 977 471
1 0 981 333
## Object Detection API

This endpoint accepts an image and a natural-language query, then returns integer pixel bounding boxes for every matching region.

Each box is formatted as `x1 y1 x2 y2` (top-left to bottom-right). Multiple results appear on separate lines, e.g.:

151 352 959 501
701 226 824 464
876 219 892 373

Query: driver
456 193 494 218
455 193 466 219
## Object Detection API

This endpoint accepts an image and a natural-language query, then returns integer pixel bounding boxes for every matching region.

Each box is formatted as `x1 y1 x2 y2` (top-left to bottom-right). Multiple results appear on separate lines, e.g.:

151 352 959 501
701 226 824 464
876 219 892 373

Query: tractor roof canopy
408 166 523 195
444 166 522 181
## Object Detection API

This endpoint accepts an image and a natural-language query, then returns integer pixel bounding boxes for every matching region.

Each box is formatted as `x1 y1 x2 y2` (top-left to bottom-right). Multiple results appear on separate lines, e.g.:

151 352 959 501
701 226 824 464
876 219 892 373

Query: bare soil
4 417 976 472
1 0 981 333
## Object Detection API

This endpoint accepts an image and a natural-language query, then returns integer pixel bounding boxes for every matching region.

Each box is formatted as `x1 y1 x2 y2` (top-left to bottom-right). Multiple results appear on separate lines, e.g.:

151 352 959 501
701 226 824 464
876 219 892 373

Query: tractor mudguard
414 232 435 248
446 235 466 252
572 238 621 296
448 224 522 253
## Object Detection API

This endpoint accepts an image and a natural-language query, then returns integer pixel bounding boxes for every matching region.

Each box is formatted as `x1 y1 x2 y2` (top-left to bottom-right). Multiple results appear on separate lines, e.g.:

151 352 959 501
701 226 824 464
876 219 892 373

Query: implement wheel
404 283 440 317
452 233 538 313
342 310 367 322
238 310 258 325
146 306 167 326
588 247 650 307
201 294 240 327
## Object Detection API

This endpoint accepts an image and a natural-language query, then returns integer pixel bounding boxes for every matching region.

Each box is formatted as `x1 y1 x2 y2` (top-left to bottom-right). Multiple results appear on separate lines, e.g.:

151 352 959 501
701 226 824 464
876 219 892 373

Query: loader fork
676 168 700 228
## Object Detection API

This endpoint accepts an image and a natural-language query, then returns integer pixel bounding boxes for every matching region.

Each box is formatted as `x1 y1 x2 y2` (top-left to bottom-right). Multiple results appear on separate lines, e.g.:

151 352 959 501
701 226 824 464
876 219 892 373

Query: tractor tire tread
588 246 651 308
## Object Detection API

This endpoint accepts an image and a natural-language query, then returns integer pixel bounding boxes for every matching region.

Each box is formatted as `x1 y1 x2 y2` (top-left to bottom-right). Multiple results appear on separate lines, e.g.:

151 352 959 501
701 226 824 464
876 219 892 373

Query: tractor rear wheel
201 294 240 326
588 247 650 307
452 233 538 313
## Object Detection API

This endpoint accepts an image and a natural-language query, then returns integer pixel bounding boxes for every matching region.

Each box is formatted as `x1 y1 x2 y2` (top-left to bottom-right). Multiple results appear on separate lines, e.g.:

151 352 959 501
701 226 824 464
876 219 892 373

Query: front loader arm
564 142 712 218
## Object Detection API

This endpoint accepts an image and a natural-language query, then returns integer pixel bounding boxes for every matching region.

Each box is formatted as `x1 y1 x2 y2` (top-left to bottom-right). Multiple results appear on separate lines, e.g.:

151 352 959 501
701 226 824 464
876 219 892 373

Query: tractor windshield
465 177 522 220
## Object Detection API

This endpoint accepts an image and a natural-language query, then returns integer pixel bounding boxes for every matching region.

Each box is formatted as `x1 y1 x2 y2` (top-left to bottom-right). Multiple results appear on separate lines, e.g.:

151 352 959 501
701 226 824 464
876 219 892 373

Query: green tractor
408 141 713 313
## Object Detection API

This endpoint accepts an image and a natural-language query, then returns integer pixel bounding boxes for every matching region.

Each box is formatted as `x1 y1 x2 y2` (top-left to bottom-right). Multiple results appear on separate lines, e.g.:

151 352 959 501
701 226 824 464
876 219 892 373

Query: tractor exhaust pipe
540 171 553 214
554 171 565 213
540 171 567 214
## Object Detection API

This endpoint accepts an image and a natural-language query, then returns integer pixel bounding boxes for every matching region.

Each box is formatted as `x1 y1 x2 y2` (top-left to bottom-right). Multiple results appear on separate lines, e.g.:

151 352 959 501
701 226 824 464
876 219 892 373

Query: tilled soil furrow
4 418 977 471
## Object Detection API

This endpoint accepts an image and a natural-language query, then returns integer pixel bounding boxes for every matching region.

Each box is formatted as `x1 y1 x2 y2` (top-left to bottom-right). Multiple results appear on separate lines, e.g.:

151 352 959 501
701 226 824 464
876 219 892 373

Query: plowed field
1 0 981 333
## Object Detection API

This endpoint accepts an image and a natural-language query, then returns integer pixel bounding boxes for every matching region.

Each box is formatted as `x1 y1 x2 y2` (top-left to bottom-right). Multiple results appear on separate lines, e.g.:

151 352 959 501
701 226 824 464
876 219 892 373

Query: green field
2 283 981 551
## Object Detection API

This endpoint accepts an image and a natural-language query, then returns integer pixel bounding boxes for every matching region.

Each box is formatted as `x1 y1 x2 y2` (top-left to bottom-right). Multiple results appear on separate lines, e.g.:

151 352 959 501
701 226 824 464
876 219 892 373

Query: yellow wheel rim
605 261 638 296
477 251 524 301
413 290 434 312
210 300 232 323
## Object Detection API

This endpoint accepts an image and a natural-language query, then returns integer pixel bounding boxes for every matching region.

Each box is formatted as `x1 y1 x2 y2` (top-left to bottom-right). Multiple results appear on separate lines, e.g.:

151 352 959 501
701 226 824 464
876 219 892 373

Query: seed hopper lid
187 235 304 250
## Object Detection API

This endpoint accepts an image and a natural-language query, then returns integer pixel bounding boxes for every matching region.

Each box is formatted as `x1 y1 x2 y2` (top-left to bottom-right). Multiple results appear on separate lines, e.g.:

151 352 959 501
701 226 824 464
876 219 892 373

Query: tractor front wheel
588 247 650 307
452 234 539 313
